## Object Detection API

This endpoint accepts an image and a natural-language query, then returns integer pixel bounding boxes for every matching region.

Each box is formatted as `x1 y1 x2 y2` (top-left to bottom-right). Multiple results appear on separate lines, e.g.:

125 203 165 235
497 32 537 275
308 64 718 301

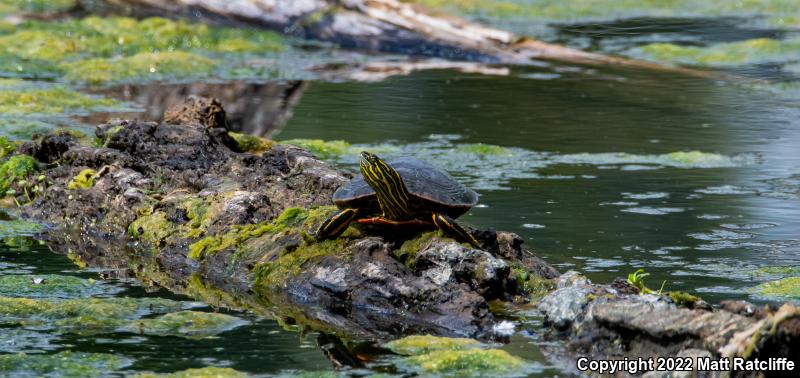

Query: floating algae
384 334 484 356
0 0 77 15
61 52 219 86
294 135 757 191
750 277 800 300
411 0 800 30
134 367 249 378
628 38 800 67
0 16 283 85
0 274 122 299
0 351 129 378
0 220 43 238
123 311 248 339
0 86 116 115
385 334 537 377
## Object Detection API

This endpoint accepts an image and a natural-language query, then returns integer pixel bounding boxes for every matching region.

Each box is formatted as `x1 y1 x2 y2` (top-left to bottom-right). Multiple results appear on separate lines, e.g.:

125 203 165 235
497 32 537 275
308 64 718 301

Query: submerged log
103 0 705 73
5 98 796 371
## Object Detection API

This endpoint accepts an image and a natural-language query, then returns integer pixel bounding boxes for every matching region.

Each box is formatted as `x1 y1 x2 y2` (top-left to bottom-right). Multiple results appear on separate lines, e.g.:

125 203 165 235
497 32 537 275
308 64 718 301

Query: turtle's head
359 151 396 188
359 151 410 219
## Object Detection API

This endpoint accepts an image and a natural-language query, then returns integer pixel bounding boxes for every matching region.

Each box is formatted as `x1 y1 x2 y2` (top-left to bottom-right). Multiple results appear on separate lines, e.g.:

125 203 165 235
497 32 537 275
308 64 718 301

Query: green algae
253 225 354 291
399 348 526 377
124 310 247 338
281 139 353 160
0 296 237 338
0 119 70 141
511 265 555 299
409 0 800 30
128 211 178 246
0 155 38 195
0 78 26 88
0 274 120 299
629 38 800 67
0 136 16 158
189 206 310 260
0 350 128 377
229 132 274 154
134 367 249 378
0 219 43 238
60 52 219 86
0 87 116 114
67 168 98 190
384 335 483 356
394 231 438 269
755 266 800 277
750 277 800 300
0 0 76 15
456 143 511 156
0 16 283 84
668 291 701 307
665 151 738 165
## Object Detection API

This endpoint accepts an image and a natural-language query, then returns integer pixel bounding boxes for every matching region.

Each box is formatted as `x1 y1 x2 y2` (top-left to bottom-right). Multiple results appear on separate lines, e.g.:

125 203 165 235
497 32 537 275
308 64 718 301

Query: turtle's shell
332 157 478 218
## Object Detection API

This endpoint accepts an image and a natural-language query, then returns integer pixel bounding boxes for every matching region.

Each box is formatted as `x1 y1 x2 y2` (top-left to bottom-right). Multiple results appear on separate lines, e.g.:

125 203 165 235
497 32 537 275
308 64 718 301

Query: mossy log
7 96 557 341
104 0 703 72
4 97 796 371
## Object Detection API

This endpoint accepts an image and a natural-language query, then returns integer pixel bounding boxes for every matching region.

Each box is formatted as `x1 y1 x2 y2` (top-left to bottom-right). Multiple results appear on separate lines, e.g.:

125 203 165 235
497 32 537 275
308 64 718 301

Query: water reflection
85 81 308 137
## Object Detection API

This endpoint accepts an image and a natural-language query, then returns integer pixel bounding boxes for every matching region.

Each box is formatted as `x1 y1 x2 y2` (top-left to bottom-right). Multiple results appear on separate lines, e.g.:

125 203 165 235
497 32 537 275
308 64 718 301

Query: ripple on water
696 214 728 220
695 241 771 251
600 201 639 206
622 192 670 200
621 207 685 215
688 229 755 241
584 258 625 271
0 329 59 354
695 185 755 195
521 223 546 229
652 246 691 255
720 223 776 230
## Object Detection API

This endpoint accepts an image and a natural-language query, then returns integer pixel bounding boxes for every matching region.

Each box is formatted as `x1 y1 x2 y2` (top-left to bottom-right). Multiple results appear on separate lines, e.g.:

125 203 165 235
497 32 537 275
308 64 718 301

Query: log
103 0 710 73
10 97 558 340
5 98 796 372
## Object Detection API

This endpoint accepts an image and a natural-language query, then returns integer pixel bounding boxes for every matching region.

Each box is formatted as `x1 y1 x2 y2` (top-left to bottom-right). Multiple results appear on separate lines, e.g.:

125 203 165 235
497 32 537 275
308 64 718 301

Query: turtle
315 151 481 247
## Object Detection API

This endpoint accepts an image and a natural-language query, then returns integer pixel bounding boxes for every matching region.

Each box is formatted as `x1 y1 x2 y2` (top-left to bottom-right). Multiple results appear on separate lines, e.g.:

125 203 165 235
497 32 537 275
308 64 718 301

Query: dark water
3 17 800 378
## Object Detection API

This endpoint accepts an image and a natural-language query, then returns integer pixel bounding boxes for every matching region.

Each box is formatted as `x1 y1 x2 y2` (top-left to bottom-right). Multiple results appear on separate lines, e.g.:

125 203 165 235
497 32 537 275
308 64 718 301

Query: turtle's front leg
315 208 359 240
432 213 481 248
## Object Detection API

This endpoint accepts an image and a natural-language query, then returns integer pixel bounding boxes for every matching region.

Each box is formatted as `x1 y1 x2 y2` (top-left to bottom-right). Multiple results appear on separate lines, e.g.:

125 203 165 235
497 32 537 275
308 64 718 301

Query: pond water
2 10 800 378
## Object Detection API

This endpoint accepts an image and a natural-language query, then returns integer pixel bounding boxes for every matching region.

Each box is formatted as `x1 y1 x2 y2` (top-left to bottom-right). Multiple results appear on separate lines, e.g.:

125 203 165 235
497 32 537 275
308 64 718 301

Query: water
3 13 800 378
277 66 800 305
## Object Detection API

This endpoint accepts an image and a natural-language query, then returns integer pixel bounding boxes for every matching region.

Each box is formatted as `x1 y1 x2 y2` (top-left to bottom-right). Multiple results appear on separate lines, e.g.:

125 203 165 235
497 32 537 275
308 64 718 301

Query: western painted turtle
315 151 481 247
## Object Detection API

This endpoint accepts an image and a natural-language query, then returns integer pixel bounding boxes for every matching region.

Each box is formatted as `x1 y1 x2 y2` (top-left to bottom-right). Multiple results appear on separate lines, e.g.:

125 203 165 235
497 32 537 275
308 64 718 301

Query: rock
538 271 800 374
538 277 592 331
